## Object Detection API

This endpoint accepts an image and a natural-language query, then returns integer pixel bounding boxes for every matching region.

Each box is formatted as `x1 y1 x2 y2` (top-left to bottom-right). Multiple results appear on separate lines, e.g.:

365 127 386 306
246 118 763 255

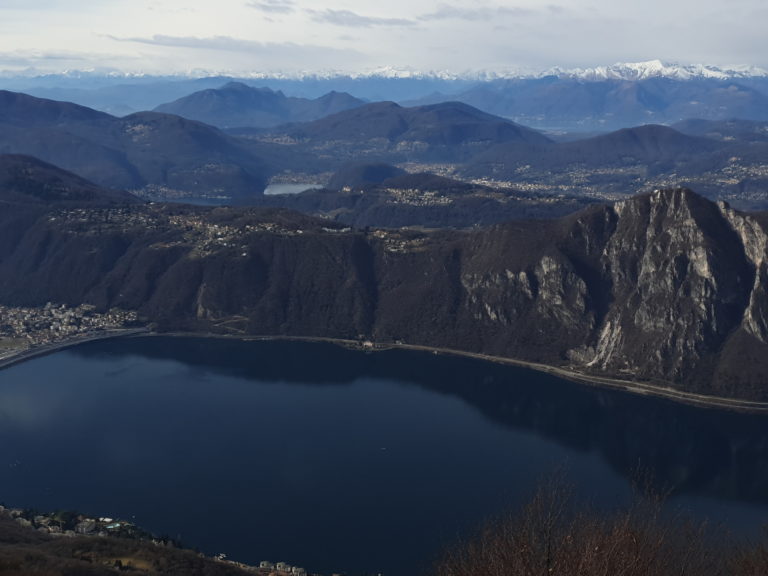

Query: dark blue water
1 337 768 575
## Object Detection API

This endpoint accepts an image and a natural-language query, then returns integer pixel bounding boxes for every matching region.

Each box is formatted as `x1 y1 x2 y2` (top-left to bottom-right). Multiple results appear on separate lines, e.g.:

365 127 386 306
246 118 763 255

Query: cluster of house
4 505 324 576
258 560 308 576
166 212 306 257
0 506 149 541
0 302 138 347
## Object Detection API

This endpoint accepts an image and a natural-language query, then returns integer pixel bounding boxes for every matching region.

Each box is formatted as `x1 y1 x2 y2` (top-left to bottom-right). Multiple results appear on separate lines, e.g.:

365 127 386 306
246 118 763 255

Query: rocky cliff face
719 204 768 343
2 172 767 400
581 189 753 381
451 189 768 396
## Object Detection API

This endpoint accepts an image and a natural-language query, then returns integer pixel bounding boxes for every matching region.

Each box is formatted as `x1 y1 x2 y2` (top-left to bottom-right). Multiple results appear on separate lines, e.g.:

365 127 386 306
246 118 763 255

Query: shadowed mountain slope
274 101 552 164
288 101 551 145
469 124 725 174
0 154 139 205
0 90 272 199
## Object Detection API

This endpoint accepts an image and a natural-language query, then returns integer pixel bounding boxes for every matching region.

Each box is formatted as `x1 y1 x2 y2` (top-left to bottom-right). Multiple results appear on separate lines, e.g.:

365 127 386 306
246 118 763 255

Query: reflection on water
76 336 768 507
0 336 767 576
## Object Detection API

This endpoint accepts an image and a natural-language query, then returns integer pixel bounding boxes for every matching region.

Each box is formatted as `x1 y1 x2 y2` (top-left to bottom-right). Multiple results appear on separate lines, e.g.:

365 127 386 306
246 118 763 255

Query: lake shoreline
0 328 149 372
3 328 768 414
151 331 768 414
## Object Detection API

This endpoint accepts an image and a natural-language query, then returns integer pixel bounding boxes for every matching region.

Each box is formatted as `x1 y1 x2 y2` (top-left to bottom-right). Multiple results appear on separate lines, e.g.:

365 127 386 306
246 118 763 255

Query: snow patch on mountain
543 60 768 81
2 60 766 83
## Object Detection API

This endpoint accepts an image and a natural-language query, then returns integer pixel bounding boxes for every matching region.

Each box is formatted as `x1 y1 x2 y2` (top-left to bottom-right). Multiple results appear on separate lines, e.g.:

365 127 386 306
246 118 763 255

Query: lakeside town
0 303 141 364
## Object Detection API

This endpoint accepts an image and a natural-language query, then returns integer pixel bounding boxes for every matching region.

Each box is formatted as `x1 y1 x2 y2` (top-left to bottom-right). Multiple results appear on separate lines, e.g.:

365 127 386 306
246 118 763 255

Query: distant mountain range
143 62 768 133
3 88 768 210
4 60 766 83
5 61 768 130
2 157 768 402
408 76 768 131
541 60 768 81
154 82 365 129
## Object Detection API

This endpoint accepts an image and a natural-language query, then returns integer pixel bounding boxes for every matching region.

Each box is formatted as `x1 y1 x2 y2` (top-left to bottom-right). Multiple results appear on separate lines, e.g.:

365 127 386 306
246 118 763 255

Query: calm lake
1 337 768 575
263 183 323 195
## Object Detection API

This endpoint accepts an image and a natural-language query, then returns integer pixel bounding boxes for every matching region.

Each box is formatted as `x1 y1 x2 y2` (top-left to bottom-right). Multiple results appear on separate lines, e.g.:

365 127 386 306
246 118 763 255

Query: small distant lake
263 183 323 195
1 337 768 575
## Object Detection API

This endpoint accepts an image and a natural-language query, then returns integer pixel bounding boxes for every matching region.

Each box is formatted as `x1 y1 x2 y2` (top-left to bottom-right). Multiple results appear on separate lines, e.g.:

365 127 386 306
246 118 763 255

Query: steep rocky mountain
0 90 273 199
154 82 366 129
1 159 767 401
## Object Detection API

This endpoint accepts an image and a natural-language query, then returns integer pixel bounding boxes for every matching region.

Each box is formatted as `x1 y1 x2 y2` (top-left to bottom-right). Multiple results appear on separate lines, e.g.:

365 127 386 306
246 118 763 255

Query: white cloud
307 9 416 28
246 0 296 14
0 48 143 72
0 0 766 75
107 33 363 58
419 4 532 21
0 0 80 8
101 34 368 73
108 34 271 52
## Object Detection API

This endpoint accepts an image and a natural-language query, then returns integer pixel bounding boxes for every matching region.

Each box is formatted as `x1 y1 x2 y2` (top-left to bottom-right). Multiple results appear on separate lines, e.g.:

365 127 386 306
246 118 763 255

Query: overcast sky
1 0 766 76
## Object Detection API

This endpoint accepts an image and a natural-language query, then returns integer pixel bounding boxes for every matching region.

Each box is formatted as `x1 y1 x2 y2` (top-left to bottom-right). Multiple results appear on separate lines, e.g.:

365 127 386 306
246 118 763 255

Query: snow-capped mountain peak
543 60 768 81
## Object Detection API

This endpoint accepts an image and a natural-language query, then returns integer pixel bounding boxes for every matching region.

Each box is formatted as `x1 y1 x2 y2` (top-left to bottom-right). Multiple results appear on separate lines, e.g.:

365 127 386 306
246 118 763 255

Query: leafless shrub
434 478 729 576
